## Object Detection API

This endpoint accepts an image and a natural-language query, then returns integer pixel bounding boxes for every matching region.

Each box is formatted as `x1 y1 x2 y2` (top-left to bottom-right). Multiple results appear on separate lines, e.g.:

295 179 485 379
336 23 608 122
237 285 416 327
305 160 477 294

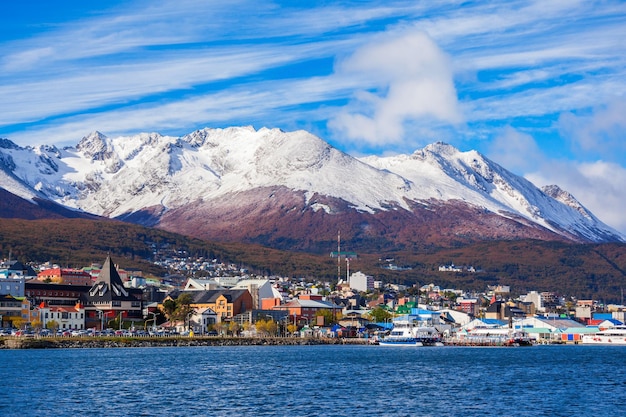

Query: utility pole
330 230 357 284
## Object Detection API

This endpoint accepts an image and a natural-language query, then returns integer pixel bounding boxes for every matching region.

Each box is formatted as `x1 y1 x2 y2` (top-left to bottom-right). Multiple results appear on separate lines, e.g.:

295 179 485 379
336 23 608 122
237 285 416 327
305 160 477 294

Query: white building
40 303 85 330
349 271 374 293
190 307 218 334
232 279 283 309
184 277 222 291
521 291 544 312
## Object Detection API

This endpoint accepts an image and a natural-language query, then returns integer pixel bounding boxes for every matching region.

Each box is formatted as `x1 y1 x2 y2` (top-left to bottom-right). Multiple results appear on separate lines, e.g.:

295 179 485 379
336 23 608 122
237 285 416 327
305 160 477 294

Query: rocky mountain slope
0 127 623 252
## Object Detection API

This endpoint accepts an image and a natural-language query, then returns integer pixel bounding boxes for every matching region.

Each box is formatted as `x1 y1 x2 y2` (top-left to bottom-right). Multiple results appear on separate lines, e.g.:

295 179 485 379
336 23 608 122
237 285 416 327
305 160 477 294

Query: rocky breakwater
2 336 369 349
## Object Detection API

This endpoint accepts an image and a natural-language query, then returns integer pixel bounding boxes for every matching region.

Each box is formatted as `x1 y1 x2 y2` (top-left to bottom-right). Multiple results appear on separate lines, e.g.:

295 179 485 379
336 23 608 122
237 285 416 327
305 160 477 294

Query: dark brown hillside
0 218 338 278
0 219 625 302
362 240 626 303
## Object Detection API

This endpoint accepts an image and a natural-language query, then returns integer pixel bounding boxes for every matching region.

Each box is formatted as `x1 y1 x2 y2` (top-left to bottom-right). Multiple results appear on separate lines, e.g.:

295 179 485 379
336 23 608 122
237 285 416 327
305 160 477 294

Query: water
2 344 625 416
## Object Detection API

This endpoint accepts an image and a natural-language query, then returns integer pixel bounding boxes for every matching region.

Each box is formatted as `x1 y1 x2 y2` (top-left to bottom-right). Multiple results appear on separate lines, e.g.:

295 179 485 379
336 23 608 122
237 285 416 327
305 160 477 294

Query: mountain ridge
0 127 623 251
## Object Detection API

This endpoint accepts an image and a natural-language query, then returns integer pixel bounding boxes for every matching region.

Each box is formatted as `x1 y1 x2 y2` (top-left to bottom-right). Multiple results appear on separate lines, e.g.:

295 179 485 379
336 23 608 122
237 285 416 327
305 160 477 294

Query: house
338 311 370 329
83 256 143 329
36 268 93 285
183 277 222 291
189 307 218 333
166 289 253 323
0 260 35 297
516 316 588 343
460 318 507 331
0 294 28 328
40 302 85 330
484 301 526 320
232 279 283 309
273 294 342 325
439 308 473 327
457 298 479 316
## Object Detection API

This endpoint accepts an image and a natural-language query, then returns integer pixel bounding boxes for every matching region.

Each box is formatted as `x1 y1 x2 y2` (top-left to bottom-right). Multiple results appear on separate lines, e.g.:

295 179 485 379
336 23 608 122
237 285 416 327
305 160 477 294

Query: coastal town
1 248 625 347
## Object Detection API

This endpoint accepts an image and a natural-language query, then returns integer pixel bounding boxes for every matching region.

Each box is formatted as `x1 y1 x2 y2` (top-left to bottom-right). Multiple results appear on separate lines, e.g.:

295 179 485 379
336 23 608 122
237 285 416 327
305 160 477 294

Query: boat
379 315 443 347
449 328 533 347
503 331 533 346
582 326 626 345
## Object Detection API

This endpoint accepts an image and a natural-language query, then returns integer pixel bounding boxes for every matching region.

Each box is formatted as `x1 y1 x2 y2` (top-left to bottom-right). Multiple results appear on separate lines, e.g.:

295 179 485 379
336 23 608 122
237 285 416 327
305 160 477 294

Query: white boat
454 328 533 346
379 315 443 347
582 326 626 345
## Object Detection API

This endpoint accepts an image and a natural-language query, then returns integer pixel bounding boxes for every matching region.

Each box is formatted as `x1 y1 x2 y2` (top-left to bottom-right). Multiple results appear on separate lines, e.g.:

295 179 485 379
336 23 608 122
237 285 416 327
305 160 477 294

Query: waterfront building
25 282 90 307
40 302 85 330
84 256 144 328
165 289 253 323
273 294 342 325
0 294 30 328
232 279 283 309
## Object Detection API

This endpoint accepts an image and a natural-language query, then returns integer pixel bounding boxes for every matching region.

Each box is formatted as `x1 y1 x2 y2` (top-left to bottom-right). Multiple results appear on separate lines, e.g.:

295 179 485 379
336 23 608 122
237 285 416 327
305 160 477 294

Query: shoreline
1 336 371 349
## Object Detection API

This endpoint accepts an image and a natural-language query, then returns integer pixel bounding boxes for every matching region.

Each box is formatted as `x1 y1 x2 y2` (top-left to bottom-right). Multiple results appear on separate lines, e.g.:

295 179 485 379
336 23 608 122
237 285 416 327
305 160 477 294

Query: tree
366 306 393 323
12 317 25 330
31 319 43 334
228 321 240 336
172 293 195 330
218 321 230 336
287 323 298 335
46 320 59 332
315 309 337 326
161 299 177 326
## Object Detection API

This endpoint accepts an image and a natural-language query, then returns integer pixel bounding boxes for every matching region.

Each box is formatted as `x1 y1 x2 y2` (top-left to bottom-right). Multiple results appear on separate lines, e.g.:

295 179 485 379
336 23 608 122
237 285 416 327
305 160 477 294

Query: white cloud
486 127 545 174
329 29 462 147
558 99 626 162
484 125 626 235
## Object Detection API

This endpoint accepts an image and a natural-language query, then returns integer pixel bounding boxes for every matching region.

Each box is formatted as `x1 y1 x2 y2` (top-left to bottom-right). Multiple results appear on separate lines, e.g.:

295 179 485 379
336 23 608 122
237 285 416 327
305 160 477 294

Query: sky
1 0 625 234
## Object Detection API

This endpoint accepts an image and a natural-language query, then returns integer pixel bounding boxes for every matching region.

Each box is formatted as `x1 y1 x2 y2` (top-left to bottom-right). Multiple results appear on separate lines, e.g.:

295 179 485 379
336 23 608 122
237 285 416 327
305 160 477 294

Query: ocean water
2 344 625 416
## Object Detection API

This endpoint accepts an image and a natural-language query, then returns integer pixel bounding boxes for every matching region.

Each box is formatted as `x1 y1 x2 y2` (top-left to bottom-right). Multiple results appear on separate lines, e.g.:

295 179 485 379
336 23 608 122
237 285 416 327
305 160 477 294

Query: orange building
37 268 93 285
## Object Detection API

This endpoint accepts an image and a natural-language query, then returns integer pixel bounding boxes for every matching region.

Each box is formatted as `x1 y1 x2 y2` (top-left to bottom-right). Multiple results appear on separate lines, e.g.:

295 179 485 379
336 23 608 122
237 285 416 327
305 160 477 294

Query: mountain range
0 127 624 253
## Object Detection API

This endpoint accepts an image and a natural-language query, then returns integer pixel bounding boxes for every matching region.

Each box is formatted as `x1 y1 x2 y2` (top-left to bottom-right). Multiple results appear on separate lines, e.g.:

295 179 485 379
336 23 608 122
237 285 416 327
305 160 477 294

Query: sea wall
1 336 369 349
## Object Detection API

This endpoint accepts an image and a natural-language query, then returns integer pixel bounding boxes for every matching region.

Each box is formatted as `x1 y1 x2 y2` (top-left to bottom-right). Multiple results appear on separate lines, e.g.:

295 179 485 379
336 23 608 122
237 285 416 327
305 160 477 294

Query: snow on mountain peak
542 184 592 219
0 127 623 243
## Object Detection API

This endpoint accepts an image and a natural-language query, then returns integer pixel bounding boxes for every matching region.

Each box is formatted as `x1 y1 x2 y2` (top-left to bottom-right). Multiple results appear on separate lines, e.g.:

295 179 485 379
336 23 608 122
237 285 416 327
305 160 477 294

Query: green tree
366 306 393 323
174 293 195 329
315 309 337 326
161 299 177 326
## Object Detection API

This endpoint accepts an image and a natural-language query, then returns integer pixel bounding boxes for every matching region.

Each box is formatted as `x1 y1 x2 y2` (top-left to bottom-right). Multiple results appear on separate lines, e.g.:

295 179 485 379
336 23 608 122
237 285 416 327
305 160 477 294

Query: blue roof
593 313 612 320
410 308 440 315
482 318 507 326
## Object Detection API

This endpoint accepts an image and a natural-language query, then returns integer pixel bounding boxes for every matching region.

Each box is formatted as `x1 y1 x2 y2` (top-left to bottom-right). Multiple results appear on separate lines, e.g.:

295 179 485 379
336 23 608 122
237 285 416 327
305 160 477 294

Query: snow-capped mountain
0 127 623 251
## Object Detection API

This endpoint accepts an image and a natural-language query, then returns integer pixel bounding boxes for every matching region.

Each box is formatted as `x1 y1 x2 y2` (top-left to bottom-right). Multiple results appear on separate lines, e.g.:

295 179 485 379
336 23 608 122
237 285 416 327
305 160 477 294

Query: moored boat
379 315 443 347
582 326 626 345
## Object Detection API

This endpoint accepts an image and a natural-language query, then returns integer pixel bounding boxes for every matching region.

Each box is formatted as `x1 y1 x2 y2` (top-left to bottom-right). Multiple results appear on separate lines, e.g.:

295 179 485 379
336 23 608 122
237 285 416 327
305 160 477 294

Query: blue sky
1 0 625 234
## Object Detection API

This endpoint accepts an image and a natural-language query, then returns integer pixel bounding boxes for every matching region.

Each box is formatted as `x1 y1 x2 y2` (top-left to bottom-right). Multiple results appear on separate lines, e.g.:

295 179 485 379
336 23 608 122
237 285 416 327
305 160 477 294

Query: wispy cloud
1 0 626 232
328 29 462 148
